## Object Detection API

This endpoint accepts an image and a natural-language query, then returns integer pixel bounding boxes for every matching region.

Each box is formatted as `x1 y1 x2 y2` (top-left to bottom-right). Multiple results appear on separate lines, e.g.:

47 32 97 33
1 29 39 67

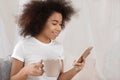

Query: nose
56 25 61 31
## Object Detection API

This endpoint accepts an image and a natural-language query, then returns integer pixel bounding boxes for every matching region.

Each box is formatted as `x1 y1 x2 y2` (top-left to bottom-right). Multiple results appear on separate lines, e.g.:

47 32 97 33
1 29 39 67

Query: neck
34 34 51 44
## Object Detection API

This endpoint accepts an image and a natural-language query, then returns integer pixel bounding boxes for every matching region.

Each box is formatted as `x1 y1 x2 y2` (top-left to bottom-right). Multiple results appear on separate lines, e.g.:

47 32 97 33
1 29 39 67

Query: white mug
43 59 61 77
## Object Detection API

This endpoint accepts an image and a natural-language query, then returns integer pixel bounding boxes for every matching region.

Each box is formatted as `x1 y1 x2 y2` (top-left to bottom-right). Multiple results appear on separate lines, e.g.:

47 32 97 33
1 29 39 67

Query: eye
59 24 62 26
60 23 63 26
52 23 57 25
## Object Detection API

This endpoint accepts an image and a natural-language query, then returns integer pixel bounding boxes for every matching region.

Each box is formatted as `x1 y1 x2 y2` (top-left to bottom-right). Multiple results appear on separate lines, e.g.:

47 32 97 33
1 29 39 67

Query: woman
10 0 85 80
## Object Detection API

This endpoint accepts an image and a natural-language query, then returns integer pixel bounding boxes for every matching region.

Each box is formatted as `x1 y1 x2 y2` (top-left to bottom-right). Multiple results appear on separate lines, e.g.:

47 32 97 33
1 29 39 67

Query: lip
52 31 60 36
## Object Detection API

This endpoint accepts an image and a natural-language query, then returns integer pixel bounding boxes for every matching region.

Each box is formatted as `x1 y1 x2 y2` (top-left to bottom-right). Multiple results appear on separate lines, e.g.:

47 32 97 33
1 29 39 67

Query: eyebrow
52 20 62 23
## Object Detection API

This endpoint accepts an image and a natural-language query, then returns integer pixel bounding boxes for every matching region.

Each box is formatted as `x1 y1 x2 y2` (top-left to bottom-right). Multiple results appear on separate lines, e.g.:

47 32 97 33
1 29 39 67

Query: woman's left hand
73 58 85 72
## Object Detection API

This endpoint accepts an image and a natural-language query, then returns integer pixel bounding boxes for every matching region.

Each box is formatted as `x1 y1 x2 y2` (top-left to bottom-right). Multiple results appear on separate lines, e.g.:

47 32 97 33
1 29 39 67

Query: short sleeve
11 41 24 62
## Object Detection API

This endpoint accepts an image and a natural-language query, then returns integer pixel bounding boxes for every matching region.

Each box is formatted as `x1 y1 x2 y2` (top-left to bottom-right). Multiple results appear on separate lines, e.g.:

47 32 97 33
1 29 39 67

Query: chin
50 37 57 40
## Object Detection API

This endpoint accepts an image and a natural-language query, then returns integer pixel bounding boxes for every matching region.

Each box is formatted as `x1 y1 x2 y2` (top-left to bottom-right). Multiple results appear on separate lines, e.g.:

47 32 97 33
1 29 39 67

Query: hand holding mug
24 61 44 76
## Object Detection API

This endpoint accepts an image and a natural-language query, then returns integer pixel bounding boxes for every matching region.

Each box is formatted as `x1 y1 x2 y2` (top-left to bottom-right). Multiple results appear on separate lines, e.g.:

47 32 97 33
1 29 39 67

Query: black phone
77 47 93 63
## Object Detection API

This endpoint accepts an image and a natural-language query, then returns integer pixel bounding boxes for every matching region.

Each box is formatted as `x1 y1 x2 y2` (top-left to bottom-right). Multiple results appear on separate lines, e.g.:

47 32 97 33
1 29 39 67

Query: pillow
0 56 12 80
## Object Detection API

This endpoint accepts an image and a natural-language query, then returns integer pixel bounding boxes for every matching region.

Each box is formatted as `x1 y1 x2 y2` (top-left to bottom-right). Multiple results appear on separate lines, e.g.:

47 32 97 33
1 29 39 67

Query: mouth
52 31 60 37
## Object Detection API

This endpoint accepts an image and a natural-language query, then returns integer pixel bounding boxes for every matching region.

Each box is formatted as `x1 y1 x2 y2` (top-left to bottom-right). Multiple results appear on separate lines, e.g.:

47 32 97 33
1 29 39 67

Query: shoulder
16 37 34 45
14 38 29 49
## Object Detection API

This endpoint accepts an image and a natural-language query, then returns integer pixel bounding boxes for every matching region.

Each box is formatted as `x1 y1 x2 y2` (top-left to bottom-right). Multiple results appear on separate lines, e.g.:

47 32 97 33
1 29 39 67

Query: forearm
10 67 28 80
58 67 79 80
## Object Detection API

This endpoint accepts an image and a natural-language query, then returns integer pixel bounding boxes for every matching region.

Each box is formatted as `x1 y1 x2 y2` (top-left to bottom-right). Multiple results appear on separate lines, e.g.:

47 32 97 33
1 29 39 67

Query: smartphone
77 47 93 63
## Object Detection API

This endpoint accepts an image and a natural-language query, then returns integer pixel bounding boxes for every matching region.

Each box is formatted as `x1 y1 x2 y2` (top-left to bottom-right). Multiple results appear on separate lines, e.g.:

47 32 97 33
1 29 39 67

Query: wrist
22 67 29 77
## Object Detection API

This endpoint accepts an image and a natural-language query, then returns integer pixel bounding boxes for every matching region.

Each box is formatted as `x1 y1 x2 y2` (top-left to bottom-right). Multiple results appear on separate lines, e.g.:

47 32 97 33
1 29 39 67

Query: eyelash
52 23 57 25
52 23 62 26
59 24 62 26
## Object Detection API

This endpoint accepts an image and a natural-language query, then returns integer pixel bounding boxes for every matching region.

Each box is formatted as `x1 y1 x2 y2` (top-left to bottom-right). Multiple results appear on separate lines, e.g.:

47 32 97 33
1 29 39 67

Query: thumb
35 60 43 68
72 60 77 66
37 60 43 64
40 60 43 64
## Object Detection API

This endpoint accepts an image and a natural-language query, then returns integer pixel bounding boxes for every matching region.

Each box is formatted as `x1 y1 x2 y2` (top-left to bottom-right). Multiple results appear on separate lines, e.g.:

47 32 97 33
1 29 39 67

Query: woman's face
41 12 62 40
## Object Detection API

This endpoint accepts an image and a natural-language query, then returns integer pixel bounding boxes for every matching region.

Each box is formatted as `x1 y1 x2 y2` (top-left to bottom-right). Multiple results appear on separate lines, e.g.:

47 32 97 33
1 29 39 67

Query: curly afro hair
18 0 75 37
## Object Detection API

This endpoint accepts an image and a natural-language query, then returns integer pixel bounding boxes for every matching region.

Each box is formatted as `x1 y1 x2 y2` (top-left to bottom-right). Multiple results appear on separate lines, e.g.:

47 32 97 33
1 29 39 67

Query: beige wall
0 0 19 49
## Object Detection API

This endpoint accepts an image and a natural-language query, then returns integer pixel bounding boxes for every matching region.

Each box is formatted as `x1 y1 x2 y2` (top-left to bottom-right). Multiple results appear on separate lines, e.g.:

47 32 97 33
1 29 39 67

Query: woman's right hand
23 61 44 76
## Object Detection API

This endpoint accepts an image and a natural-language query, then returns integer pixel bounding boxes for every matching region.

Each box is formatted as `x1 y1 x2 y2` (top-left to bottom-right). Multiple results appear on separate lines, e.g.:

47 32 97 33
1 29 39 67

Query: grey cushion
0 56 12 80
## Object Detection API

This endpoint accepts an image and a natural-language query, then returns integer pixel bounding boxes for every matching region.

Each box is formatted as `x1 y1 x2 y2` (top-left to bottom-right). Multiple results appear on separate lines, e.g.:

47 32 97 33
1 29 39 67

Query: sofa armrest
0 56 12 80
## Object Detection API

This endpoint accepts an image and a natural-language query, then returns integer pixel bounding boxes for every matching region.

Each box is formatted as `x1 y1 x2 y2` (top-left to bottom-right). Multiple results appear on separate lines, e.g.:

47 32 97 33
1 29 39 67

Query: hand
73 57 85 72
24 61 44 76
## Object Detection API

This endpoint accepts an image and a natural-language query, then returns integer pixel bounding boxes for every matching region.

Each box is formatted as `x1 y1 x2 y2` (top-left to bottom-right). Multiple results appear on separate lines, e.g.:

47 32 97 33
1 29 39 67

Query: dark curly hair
18 0 75 37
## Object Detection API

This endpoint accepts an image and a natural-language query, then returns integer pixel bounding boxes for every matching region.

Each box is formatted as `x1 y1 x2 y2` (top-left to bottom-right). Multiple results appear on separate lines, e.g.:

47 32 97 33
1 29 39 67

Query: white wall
0 0 19 57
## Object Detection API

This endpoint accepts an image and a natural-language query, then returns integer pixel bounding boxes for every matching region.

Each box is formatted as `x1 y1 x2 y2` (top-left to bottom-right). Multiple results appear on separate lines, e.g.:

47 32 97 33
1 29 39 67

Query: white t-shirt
11 37 64 80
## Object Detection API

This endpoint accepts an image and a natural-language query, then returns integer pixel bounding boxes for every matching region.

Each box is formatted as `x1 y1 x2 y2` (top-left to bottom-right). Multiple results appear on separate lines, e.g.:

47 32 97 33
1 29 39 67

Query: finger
74 61 85 67
41 60 44 68
73 60 76 65
34 69 44 76
82 60 85 64
74 63 82 66
39 60 44 68
80 59 85 67
35 63 44 68
73 60 80 66
40 60 43 64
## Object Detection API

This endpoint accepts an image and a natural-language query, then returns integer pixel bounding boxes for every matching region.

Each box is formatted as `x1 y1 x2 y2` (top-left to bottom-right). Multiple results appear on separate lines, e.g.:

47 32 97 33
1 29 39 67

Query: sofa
0 56 12 80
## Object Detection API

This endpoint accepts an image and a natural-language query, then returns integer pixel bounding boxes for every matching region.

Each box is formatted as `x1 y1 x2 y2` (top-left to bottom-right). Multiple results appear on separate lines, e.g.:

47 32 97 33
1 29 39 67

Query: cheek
44 25 54 35
46 24 56 33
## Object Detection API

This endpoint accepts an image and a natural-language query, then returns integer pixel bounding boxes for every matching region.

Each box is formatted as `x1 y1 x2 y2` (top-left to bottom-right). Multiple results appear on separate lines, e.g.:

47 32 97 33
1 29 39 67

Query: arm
58 60 85 80
10 58 44 80
10 58 28 80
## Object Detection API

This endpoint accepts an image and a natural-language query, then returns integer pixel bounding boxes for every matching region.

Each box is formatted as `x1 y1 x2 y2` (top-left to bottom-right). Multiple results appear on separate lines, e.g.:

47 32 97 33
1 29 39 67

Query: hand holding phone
77 47 93 63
